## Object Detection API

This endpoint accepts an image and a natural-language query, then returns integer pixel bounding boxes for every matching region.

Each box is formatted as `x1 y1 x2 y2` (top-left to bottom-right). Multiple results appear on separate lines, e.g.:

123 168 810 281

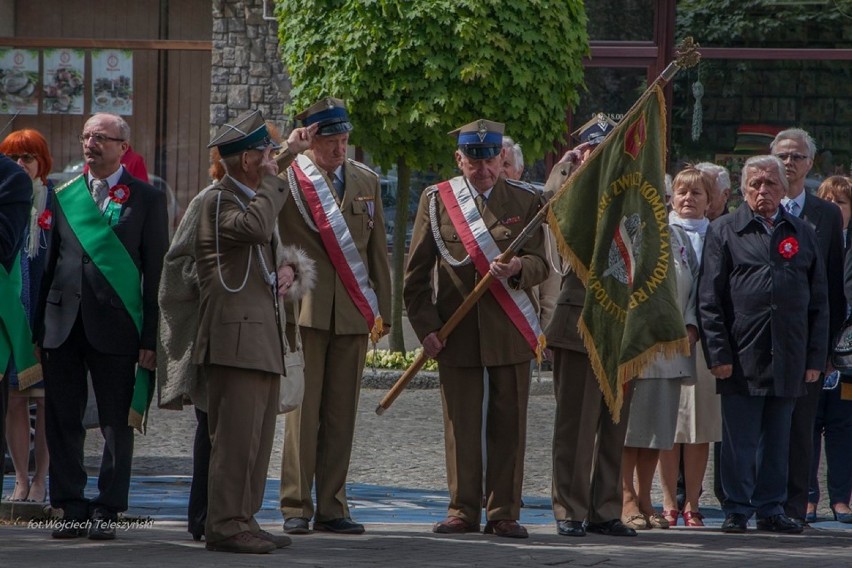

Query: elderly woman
0 129 54 503
620 168 703 530
699 155 828 535
807 175 852 523
657 167 722 527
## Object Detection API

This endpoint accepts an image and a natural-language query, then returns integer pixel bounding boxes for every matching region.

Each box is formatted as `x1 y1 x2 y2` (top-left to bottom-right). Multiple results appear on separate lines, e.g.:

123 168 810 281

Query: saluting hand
287 123 318 154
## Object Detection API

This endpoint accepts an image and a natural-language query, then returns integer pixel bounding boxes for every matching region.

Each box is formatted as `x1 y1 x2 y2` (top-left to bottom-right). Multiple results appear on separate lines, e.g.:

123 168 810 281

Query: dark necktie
332 172 345 201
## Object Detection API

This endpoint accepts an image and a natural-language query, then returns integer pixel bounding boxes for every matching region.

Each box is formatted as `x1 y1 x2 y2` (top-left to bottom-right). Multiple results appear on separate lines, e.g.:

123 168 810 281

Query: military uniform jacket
404 177 549 367
192 174 287 375
277 149 391 335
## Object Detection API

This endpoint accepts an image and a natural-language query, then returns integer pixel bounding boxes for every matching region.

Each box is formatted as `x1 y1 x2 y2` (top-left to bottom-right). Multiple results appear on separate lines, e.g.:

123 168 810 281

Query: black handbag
831 319 852 373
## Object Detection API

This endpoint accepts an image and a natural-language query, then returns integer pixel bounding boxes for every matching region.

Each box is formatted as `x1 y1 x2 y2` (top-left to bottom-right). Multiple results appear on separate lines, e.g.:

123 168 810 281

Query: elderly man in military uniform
546 114 638 538
194 111 313 554
404 119 549 539
278 98 392 535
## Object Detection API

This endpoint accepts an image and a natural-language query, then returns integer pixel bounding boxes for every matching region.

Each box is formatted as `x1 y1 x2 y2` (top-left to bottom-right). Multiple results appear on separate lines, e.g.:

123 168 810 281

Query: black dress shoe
313 517 365 534
51 520 90 539
586 519 637 537
88 515 117 540
721 513 749 533
282 517 311 534
556 520 586 537
188 523 205 541
756 514 803 534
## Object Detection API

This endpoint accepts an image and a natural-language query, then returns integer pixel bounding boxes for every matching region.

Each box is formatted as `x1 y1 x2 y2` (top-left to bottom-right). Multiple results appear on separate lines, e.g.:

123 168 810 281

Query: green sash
55 175 153 432
0 253 40 385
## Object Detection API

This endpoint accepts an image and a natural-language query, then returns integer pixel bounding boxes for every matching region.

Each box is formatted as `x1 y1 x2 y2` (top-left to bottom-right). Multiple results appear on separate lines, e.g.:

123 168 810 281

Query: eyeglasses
7 153 36 164
79 133 125 144
774 152 809 163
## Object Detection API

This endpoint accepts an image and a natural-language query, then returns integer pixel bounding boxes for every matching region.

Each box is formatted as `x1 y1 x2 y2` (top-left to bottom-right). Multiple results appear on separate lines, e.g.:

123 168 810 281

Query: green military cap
572 113 619 146
449 119 504 159
208 110 281 156
295 97 353 136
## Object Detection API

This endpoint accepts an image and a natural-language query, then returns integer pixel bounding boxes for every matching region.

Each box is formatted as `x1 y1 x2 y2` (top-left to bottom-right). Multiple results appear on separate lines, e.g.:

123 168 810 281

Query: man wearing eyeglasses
769 128 845 528
34 113 169 540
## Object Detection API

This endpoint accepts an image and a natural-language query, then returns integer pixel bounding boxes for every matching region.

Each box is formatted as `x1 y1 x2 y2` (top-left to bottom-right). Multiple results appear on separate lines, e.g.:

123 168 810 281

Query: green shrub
365 348 439 372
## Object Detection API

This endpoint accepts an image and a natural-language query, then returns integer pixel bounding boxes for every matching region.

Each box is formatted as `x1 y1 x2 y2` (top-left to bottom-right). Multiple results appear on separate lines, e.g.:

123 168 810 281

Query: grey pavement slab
1 518 851 567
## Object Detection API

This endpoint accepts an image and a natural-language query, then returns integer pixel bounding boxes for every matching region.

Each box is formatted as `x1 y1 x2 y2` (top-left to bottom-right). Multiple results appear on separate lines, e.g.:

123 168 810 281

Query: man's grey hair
86 112 131 141
770 128 817 159
741 155 789 194
502 136 524 170
694 162 731 196
220 153 242 175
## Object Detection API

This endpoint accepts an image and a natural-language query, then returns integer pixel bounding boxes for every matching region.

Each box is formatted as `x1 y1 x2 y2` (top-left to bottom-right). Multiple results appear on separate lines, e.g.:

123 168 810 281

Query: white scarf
668 210 708 260
27 178 48 259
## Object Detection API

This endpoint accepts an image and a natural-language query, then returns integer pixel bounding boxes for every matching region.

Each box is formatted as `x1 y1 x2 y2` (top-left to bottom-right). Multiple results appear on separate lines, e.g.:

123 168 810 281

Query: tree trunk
388 157 411 353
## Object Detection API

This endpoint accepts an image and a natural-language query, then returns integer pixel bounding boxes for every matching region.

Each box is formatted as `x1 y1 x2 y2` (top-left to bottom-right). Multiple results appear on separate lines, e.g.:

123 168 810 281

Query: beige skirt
673 343 722 444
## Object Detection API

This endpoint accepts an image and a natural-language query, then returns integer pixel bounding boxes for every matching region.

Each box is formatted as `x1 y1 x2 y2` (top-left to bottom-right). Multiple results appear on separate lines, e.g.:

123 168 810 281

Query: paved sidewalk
3 475 851 567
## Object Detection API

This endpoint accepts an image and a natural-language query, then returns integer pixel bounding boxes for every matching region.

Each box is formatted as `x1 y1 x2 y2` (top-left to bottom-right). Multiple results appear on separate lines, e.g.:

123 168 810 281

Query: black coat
35 170 169 354
799 192 845 344
0 154 32 270
698 203 829 397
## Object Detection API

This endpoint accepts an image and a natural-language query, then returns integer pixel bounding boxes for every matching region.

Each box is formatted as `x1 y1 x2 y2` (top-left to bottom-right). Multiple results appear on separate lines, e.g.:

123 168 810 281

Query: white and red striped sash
291 154 382 341
436 177 545 359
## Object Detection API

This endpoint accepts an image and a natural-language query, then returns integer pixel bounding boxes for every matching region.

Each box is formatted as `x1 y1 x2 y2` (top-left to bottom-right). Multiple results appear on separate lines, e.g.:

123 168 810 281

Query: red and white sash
291 154 383 342
437 176 545 359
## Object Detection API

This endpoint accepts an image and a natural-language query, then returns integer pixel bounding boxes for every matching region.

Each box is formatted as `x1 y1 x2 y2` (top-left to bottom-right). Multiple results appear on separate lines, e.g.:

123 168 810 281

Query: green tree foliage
277 0 589 351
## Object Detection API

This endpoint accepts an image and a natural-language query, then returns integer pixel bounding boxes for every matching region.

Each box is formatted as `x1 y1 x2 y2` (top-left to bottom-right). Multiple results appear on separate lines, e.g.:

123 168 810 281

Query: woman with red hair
0 128 54 502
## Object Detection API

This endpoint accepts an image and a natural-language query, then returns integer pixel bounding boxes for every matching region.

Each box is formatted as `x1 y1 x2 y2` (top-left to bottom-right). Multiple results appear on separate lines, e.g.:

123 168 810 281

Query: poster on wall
42 48 85 115
0 48 39 115
91 50 133 115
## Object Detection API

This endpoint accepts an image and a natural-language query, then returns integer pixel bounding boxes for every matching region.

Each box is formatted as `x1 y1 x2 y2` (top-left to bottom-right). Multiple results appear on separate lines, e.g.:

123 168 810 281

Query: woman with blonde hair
0 128 54 502
620 166 709 530
657 165 721 527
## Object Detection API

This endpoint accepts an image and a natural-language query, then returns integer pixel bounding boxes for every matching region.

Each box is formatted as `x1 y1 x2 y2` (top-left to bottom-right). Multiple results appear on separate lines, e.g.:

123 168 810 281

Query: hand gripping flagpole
375 38 701 416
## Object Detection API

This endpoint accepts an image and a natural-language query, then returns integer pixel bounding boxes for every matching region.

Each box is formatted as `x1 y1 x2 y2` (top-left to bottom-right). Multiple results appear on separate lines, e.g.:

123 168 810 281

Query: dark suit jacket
800 192 845 343
0 154 32 270
699 204 829 397
36 169 169 355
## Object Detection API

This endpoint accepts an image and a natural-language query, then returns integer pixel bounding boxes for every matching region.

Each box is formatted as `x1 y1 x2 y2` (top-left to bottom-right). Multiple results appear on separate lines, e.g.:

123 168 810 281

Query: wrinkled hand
805 369 821 383
711 364 732 379
557 142 593 167
423 331 445 358
286 123 318 154
686 325 699 348
138 349 156 371
277 264 296 296
260 146 279 177
489 256 522 280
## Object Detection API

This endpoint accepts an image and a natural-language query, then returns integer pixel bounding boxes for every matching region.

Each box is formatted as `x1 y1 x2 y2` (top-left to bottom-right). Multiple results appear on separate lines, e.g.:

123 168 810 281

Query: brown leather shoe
432 516 480 534
255 529 292 548
484 520 529 539
205 531 276 554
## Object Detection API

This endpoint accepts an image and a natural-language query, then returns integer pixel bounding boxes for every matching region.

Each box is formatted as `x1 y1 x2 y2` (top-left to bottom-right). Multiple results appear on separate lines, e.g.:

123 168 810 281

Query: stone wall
210 0 291 134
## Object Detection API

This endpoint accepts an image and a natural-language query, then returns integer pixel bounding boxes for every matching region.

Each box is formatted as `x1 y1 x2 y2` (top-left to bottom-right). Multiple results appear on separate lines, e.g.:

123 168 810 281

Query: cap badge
476 120 488 143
